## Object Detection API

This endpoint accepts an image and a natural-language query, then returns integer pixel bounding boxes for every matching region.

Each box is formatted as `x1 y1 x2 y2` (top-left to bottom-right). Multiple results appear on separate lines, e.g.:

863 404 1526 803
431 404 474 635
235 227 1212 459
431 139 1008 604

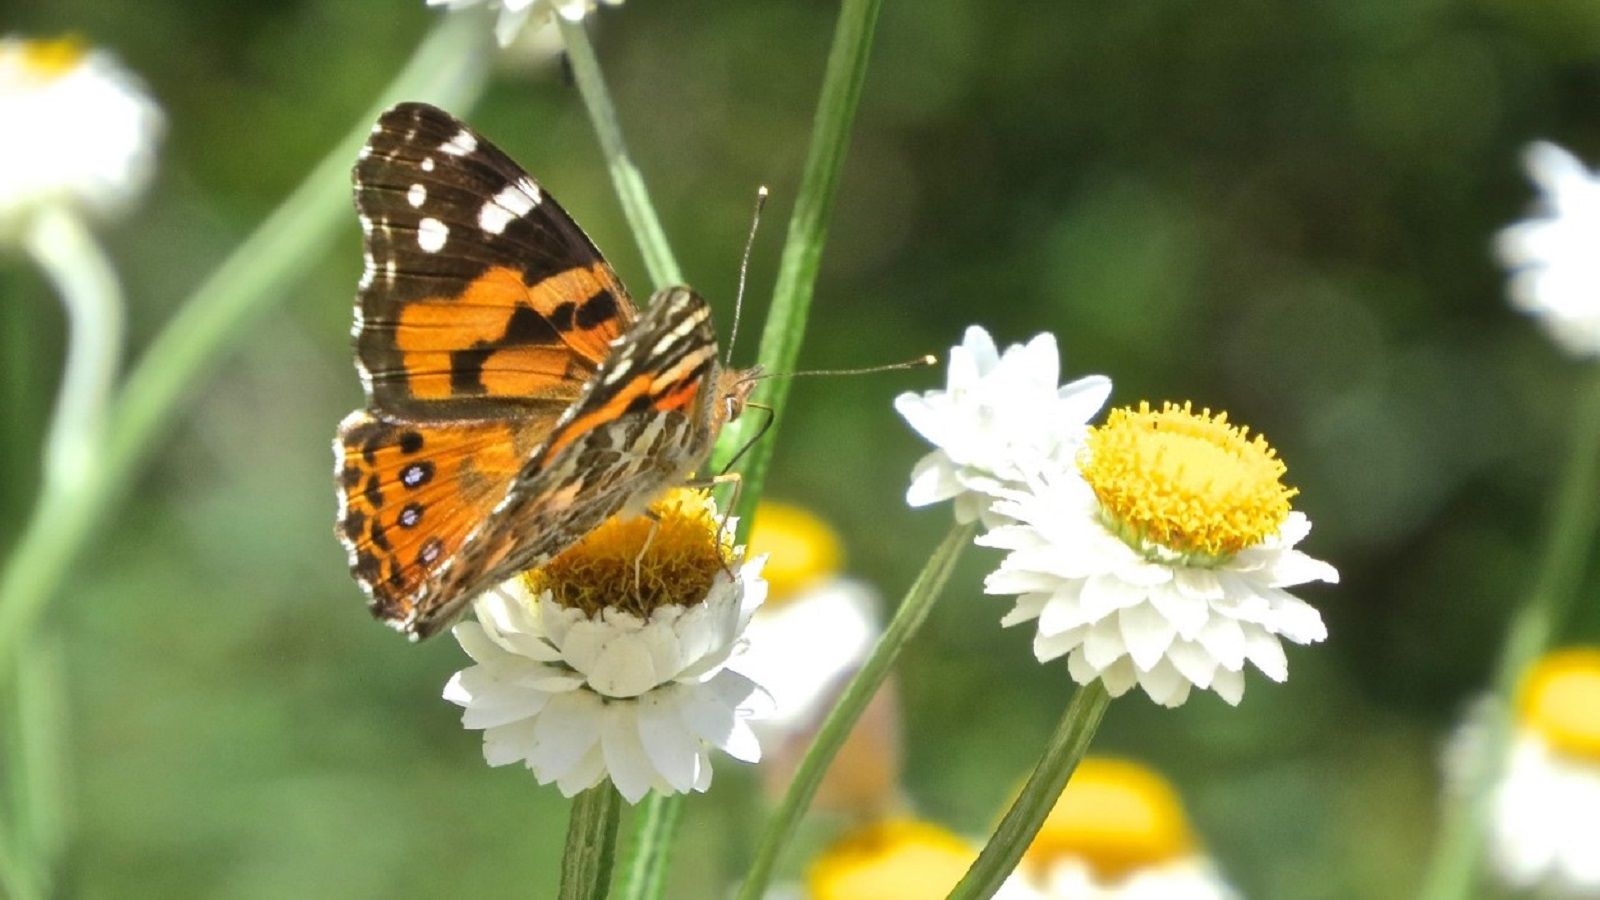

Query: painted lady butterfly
335 102 756 640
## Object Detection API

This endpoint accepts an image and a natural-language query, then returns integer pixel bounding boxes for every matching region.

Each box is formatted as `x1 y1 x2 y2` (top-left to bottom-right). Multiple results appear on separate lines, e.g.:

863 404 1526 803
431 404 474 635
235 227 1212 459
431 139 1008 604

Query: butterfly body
335 102 751 640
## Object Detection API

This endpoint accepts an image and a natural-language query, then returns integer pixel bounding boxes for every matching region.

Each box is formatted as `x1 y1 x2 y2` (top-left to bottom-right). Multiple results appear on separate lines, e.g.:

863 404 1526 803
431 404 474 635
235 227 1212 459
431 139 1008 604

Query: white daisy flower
443 489 767 804
981 401 1337 707
426 0 624 47
0 36 162 238
894 325 1112 525
1486 649 1600 895
1497 141 1600 357
1019 758 1239 900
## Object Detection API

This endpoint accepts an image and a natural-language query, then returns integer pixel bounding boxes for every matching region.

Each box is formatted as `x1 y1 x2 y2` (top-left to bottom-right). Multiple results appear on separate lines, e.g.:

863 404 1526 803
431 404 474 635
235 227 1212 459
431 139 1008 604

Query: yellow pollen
1023 757 1195 881
1079 401 1296 559
522 489 731 618
1518 648 1600 762
16 36 87 78
807 819 977 900
746 500 843 605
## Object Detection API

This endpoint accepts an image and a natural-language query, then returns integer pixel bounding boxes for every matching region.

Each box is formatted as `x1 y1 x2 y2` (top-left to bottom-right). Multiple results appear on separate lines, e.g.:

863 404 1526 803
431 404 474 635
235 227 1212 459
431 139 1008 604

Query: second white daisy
980 401 1337 707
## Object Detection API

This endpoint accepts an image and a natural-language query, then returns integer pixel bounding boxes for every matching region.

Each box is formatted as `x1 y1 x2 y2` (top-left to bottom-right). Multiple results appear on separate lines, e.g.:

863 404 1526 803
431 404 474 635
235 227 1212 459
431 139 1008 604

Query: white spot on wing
441 129 477 156
417 217 449 253
477 180 541 235
421 157 435 172
407 184 427 208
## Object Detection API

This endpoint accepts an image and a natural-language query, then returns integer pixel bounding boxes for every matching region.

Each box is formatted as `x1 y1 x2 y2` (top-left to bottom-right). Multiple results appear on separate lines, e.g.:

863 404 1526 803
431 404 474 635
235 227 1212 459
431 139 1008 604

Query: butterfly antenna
742 355 938 384
726 185 768 366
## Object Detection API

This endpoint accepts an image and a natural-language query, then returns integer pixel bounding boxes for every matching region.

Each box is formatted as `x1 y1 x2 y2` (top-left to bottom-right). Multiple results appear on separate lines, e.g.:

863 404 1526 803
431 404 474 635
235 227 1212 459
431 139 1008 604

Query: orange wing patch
336 410 550 625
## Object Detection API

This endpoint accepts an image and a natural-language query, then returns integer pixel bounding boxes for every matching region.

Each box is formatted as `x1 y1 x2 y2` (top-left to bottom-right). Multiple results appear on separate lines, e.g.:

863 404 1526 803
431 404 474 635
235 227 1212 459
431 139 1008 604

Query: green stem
736 522 974 900
22 207 124 490
556 15 682 289
7 636 67 900
1417 367 1600 900
711 0 886 543
613 792 684 900
0 13 494 683
947 683 1112 899
559 783 624 900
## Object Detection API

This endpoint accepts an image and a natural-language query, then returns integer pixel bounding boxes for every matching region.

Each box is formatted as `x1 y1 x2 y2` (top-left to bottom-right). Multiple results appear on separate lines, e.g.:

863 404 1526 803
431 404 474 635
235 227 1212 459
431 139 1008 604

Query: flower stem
0 13 494 684
709 0 887 542
947 682 1112 899
559 783 624 900
3 636 68 900
556 15 682 289
736 521 974 900
21 207 124 491
1417 367 1600 900
613 791 684 900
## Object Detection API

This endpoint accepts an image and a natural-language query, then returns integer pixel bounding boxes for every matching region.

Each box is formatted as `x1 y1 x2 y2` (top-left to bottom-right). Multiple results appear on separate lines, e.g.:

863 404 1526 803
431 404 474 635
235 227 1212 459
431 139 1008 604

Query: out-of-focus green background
3 0 1600 897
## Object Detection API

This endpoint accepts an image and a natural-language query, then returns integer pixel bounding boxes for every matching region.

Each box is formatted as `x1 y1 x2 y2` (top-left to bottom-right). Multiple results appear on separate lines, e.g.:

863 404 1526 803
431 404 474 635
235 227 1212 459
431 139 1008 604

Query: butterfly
335 102 757 640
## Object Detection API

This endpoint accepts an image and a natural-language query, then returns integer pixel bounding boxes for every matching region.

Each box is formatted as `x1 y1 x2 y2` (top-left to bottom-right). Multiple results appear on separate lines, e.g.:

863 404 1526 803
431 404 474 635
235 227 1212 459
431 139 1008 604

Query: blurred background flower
1497 142 1600 358
1485 648 1600 895
0 35 161 239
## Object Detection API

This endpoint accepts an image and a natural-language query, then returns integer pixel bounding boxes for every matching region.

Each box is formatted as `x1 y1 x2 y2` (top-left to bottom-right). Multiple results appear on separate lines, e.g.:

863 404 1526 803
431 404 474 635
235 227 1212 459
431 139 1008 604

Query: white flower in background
982 402 1336 707
895 326 1111 524
1497 141 1600 358
0 36 162 238
427 0 624 46
1487 648 1600 895
739 501 880 737
1019 758 1238 900
799 818 1039 900
443 490 767 804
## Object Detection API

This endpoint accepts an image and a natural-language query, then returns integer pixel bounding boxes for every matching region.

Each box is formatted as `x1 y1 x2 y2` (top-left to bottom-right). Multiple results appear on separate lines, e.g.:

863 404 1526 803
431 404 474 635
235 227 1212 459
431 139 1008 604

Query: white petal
1211 668 1246 705
1243 627 1289 682
1166 639 1218 689
1197 617 1247 671
999 592 1050 627
1034 625 1086 662
1149 584 1210 640
554 745 607 797
1118 602 1178 671
529 691 604 779
1265 591 1328 644
482 719 539 767
905 452 961 508
1037 583 1090 636
633 692 700 793
1082 617 1129 670
601 703 658 803
1135 658 1187 708
1098 657 1140 697
1080 573 1147 619
1056 374 1113 424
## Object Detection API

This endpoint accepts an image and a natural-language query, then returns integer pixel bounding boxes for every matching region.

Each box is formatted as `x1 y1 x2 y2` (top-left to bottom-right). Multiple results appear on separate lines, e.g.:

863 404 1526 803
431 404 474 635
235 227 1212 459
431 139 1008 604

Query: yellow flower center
14 37 87 79
1519 648 1600 762
523 489 731 618
746 500 843 605
807 819 976 900
1079 401 1296 560
1023 757 1195 881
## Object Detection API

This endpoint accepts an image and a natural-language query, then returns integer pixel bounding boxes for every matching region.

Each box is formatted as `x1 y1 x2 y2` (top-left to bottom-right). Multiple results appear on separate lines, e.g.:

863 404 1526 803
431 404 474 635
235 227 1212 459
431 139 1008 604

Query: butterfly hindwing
353 102 635 419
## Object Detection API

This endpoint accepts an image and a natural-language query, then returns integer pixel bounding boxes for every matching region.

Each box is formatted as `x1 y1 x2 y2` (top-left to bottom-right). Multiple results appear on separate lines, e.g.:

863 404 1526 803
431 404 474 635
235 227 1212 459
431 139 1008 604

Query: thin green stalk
614 791 684 900
1418 368 1600 900
948 683 1112 899
556 15 682 288
0 13 494 682
712 0 886 543
736 521 974 900
7 636 67 900
560 783 624 900
22 207 124 488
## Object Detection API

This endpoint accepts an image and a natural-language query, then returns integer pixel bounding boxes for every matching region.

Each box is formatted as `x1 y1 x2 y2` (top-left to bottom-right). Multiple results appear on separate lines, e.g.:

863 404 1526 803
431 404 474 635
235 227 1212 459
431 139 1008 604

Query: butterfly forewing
353 101 634 419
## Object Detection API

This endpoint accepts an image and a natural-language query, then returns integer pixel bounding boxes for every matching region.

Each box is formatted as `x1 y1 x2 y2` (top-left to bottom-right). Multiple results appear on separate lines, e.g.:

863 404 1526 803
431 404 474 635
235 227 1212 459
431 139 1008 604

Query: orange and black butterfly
334 102 755 640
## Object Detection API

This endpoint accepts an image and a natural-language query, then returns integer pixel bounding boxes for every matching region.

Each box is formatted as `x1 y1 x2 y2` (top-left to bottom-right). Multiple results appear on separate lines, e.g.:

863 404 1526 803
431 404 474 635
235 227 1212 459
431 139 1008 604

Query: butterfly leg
683 472 743 576
634 510 662 598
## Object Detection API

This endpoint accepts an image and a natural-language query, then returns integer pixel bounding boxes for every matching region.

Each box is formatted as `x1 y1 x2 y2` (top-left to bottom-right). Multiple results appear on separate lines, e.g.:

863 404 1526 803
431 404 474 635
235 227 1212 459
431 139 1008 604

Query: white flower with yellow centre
0 36 162 237
443 489 767 804
1497 142 1600 357
800 818 1039 900
895 326 1112 524
426 0 624 46
1019 758 1238 900
981 402 1337 706
1488 649 1600 895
